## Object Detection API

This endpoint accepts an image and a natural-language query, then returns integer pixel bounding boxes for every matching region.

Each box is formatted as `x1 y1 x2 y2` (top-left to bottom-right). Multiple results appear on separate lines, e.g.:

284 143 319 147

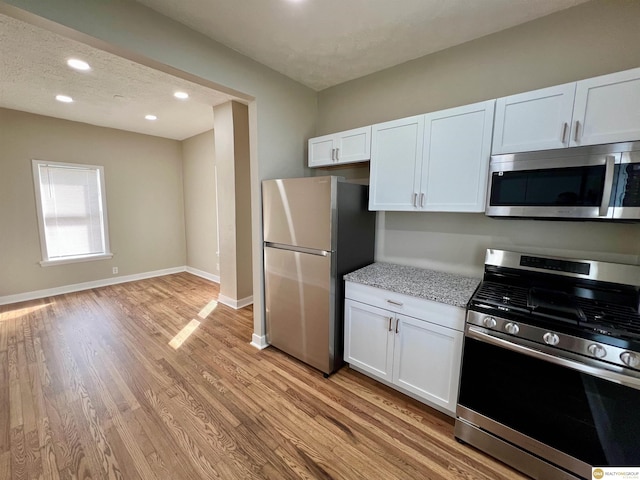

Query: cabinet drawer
345 282 466 331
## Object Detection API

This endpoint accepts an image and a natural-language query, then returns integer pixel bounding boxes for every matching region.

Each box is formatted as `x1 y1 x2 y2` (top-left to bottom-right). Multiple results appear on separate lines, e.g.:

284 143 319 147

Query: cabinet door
421 100 495 212
308 134 335 167
572 67 640 147
369 115 424 211
392 315 463 415
492 83 576 154
335 126 371 165
344 299 394 381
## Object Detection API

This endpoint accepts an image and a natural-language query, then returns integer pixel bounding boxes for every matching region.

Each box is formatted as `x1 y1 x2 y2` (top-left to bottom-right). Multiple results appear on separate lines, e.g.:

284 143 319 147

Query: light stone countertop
344 262 480 308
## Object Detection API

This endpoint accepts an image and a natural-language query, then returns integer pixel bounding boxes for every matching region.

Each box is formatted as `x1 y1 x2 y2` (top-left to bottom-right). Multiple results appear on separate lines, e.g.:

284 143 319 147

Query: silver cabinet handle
412 193 417 207
387 299 403 306
335 147 339 161
599 155 615 216
574 120 580 142
395 320 400 334
388 317 393 332
561 122 568 144
331 148 335 161
420 193 425 207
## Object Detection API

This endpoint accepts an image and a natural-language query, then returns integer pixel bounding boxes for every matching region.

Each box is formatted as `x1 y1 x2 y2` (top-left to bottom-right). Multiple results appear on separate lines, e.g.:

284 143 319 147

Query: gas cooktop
471 281 640 342
467 249 640 370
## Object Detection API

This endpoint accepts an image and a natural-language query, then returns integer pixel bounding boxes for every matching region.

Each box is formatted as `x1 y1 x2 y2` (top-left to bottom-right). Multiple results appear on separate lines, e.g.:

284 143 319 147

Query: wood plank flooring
0 273 528 480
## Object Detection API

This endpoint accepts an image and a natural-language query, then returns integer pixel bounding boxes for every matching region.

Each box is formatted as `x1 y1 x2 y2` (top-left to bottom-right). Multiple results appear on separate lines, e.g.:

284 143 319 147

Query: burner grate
471 280 640 342
472 282 529 311
576 298 640 340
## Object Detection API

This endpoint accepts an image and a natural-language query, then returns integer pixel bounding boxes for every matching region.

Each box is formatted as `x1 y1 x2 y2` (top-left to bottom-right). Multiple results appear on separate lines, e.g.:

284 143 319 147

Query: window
32 160 112 266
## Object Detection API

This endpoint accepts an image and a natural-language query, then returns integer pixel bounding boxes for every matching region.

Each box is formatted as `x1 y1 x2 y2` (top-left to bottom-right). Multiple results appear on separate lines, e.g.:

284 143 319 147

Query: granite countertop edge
344 262 480 308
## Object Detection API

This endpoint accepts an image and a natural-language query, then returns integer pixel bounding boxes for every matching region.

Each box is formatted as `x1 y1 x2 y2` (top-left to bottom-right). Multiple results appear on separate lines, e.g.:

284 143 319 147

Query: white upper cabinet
492 83 576 154
572 67 640 147
493 67 640 154
421 100 495 212
308 126 371 168
369 101 495 212
369 115 424 211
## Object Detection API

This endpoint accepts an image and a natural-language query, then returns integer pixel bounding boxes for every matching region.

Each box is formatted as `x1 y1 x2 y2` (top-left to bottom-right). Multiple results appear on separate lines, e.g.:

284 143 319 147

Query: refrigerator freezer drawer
264 245 334 373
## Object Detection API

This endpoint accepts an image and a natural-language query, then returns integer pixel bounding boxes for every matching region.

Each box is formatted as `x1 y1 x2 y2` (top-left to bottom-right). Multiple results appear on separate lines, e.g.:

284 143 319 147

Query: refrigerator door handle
264 242 331 257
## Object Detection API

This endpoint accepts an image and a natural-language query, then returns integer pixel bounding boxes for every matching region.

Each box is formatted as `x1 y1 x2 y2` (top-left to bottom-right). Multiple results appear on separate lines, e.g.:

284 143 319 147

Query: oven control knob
587 344 607 359
620 352 640 368
483 317 497 328
504 322 520 335
543 332 560 346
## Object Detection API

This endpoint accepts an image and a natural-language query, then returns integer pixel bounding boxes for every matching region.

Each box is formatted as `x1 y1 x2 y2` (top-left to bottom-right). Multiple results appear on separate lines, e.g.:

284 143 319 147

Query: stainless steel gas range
455 249 640 480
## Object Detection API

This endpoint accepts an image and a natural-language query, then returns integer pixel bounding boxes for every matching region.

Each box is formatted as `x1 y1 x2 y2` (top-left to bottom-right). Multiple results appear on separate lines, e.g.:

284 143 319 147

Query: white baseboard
0 266 186 306
218 294 253 310
185 266 220 284
250 333 269 350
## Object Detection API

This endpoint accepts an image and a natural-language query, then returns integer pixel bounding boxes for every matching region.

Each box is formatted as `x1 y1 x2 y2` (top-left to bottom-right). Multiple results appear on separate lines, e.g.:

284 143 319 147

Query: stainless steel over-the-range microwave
486 141 640 220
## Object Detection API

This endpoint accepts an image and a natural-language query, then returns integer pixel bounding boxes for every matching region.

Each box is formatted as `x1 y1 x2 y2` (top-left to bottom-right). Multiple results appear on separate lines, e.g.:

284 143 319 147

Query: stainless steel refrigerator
262 176 376 375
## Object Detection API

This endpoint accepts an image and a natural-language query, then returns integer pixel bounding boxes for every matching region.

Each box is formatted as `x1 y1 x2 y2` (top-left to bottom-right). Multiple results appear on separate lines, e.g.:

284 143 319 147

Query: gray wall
315 0 640 276
317 0 640 135
182 129 219 278
214 101 253 304
0 108 186 297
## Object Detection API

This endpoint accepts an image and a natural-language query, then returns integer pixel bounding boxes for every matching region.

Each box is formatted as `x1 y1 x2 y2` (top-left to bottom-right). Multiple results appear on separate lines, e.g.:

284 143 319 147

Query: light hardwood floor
0 273 527 479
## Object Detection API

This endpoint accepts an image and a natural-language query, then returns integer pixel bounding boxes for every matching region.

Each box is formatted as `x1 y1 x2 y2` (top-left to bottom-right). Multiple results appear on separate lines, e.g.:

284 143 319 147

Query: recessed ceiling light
174 91 189 100
55 95 73 103
145 114 157 121
67 58 91 71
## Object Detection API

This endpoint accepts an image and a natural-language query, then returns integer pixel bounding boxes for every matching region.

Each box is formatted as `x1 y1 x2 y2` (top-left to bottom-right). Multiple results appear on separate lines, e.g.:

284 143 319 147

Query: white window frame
32 159 113 266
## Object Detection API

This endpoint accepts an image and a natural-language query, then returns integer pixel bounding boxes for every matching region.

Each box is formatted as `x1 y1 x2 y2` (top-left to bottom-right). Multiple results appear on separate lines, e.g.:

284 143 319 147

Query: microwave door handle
599 155 615 216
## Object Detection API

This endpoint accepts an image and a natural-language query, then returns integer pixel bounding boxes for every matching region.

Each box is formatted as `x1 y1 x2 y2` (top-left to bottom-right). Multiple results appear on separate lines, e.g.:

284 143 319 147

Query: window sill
40 253 114 267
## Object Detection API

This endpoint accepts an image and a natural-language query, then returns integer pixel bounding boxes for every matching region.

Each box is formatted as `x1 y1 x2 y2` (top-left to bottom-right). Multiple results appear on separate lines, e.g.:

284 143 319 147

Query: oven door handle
467 326 640 391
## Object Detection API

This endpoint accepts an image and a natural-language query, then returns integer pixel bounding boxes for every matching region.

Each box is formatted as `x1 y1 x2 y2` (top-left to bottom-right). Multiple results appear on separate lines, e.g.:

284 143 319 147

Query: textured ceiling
0 14 237 140
135 0 591 91
1 0 592 139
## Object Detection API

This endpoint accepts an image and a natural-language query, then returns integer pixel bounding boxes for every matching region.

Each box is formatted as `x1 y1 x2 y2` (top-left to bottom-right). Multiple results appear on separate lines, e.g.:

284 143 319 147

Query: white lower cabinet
344 300 395 381
393 314 463 410
344 283 464 416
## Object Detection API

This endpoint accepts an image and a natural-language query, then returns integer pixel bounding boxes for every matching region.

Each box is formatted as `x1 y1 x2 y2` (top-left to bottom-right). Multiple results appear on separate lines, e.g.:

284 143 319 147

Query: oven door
486 153 618 219
457 325 640 479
